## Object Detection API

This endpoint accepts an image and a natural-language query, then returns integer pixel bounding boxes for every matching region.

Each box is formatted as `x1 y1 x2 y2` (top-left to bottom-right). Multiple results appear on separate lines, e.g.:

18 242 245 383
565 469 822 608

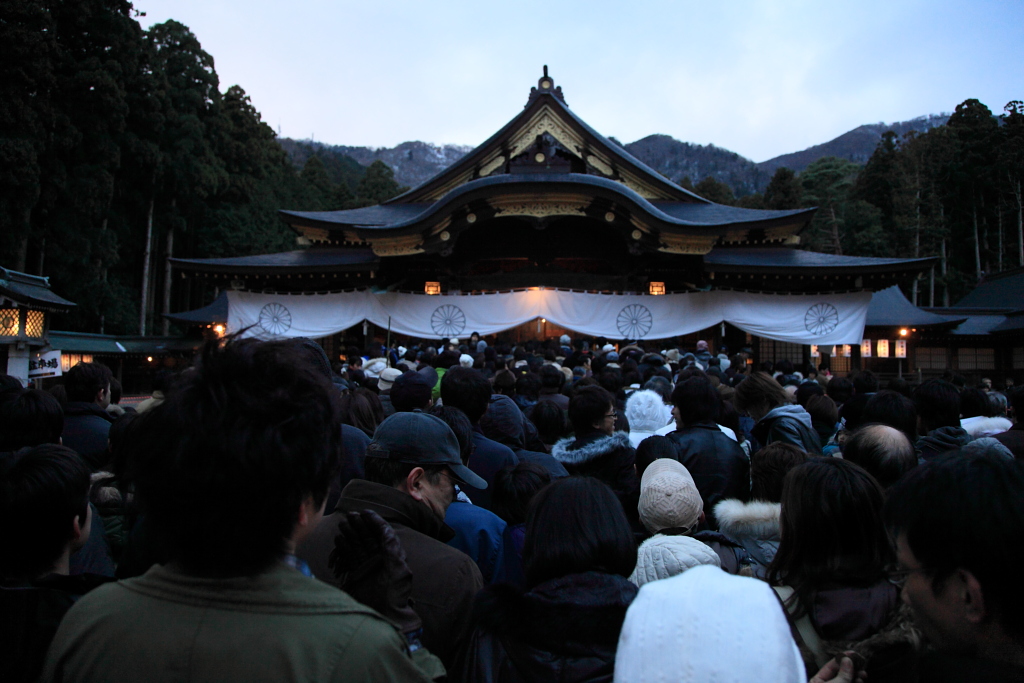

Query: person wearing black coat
665 377 750 529
458 477 637 683
479 394 568 479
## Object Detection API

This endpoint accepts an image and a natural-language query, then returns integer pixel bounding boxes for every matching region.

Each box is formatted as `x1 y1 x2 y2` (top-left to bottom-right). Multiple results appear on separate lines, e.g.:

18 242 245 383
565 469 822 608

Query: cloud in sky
136 0 1023 162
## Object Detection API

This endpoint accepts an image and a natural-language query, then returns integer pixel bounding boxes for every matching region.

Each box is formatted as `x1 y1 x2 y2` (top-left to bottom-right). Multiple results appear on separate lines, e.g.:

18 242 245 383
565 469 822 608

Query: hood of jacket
479 394 525 449
761 404 814 431
551 431 632 466
713 499 781 541
916 426 972 460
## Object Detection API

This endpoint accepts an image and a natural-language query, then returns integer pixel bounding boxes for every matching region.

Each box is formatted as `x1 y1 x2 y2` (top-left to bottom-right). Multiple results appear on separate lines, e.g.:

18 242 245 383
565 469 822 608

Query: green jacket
43 562 435 683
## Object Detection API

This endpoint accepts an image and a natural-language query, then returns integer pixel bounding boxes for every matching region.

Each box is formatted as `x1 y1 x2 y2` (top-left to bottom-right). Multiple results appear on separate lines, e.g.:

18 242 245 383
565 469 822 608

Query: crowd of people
1 332 1022 683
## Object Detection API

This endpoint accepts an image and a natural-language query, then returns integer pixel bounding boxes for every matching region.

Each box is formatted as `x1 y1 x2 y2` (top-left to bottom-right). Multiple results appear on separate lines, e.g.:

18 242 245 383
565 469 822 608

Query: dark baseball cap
365 411 487 490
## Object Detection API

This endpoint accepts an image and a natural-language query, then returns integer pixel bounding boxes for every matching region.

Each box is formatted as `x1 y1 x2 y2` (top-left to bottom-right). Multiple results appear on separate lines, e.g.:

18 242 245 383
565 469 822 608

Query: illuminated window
424 282 441 295
25 310 44 337
0 309 19 336
648 281 666 295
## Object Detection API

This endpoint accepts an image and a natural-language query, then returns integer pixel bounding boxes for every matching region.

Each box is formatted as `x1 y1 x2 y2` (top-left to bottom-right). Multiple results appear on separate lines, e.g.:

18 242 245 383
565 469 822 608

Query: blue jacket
445 501 522 585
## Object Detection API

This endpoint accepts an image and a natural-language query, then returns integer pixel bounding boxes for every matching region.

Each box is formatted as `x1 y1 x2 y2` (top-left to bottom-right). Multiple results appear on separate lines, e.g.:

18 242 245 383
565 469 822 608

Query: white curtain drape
227 288 871 344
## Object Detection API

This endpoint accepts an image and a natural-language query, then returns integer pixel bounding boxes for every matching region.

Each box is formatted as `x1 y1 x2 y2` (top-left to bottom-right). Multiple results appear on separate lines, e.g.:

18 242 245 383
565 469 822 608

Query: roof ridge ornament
528 65 566 107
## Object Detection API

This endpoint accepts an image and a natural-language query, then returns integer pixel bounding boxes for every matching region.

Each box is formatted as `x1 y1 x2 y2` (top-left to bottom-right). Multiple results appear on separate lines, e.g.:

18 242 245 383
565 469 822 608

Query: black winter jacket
664 422 750 528
61 402 115 470
458 571 637 683
551 432 639 526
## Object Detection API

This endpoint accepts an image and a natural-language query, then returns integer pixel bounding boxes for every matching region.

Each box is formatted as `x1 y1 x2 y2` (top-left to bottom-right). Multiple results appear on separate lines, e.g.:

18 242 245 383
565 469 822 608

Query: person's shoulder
473 432 516 458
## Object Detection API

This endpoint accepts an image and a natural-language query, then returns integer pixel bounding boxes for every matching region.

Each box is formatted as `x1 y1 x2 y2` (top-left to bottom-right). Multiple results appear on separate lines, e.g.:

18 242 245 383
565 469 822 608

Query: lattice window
1013 347 1024 369
830 354 851 374
958 348 995 371
758 339 804 366
916 347 948 371
0 309 19 336
24 310 44 337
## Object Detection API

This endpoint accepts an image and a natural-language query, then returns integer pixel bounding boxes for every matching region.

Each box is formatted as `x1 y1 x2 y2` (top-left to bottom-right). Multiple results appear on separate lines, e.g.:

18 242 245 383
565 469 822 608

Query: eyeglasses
887 565 929 587
604 411 618 419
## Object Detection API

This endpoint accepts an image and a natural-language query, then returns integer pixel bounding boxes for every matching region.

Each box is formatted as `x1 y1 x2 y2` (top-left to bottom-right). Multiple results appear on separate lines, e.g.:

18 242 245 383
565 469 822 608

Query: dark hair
960 388 991 419
127 338 341 577
364 457 446 488
47 384 67 407
529 401 568 445
108 377 122 405
885 453 1024 635
440 367 492 424
750 442 808 503
852 370 879 395
429 404 475 465
676 365 707 383
862 390 917 444
539 364 564 390
492 369 516 396
0 388 64 451
391 374 433 413
913 379 961 431
795 382 825 407
768 458 892 614
434 349 461 370
567 385 615 435
671 376 720 425
826 376 854 406
642 376 672 403
886 377 912 398
805 394 838 429
523 476 636 587
843 424 917 489
64 362 113 403
597 369 624 396
491 462 551 526
0 444 90 579
634 435 678 478
340 387 385 438
0 374 23 391
734 371 791 414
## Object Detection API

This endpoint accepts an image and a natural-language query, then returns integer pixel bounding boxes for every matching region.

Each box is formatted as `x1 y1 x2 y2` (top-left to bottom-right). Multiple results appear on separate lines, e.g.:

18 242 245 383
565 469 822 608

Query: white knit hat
629 535 721 587
625 389 672 433
459 354 474 368
638 459 703 535
615 565 806 683
602 343 616 353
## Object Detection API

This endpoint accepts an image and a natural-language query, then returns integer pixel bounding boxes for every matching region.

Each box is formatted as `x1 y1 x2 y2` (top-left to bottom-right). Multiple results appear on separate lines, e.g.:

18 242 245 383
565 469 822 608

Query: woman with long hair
768 458 918 680
459 476 638 682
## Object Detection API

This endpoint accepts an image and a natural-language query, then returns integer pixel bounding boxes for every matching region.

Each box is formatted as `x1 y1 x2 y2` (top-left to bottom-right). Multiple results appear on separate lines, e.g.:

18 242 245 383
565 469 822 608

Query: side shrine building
171 69 960 373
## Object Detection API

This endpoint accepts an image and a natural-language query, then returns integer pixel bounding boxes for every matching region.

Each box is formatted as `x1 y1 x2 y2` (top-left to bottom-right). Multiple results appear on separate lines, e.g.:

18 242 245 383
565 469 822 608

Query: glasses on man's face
887 565 929 587
604 411 617 419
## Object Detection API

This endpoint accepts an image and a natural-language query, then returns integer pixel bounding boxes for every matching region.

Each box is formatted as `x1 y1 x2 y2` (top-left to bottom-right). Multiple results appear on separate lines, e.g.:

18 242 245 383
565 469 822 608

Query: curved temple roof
278 70 816 255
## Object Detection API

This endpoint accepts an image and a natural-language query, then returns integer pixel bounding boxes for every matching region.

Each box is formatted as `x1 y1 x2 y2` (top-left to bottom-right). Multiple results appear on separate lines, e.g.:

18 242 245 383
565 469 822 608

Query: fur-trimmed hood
714 499 781 541
551 431 632 466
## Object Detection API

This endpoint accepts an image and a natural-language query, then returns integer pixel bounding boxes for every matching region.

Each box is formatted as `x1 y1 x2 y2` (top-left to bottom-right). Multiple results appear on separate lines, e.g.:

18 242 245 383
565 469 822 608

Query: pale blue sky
136 0 1022 162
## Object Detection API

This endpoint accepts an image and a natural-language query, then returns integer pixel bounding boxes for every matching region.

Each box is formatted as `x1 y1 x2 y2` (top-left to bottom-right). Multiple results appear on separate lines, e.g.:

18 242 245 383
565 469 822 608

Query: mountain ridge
280 113 950 197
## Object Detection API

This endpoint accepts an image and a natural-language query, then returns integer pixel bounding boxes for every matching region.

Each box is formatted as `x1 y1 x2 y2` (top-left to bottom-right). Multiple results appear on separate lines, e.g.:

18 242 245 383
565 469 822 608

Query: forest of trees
0 0 403 335
683 98 1024 306
2 1 1021 335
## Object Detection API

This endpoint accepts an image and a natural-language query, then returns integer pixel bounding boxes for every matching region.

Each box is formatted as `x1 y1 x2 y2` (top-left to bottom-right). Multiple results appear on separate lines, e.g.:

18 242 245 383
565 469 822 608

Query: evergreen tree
694 176 735 205
763 168 802 210
352 160 406 206
799 157 863 254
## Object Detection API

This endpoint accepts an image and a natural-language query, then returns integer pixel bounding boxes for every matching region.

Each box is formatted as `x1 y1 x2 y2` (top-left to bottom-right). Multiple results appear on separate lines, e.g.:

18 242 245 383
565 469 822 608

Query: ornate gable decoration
419 72 678 203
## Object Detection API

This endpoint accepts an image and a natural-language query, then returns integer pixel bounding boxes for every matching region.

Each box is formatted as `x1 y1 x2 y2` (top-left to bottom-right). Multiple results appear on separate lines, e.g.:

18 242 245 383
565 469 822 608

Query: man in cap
298 411 485 671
